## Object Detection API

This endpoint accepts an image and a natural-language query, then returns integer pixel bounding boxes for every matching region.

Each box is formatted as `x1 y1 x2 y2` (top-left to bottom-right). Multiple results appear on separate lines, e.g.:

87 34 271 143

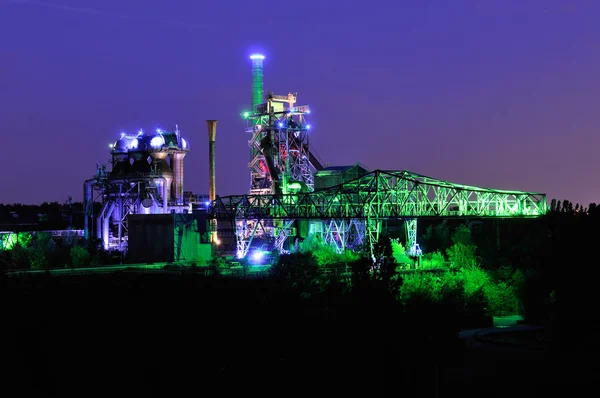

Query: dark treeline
0 200 89 230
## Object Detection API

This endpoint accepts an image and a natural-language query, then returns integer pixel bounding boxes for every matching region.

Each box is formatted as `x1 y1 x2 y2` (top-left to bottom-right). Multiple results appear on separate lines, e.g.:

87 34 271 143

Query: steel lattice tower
245 54 316 196
237 54 320 257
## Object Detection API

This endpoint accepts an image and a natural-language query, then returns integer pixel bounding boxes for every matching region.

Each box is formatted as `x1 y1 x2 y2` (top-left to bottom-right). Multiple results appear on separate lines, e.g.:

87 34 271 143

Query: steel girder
214 169 546 259
211 169 547 220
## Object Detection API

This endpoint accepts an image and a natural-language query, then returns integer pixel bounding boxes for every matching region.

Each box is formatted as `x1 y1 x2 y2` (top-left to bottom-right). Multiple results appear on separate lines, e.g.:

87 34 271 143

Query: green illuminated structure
250 54 265 112
229 53 547 260
211 169 547 259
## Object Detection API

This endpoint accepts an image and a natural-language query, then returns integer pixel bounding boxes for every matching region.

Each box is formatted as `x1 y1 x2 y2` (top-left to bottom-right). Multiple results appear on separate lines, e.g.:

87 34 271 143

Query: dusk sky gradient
1 0 599 206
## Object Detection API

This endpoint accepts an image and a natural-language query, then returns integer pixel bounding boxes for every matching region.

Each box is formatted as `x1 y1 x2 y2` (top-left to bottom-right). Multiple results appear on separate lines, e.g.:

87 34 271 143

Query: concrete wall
127 214 174 263
173 213 211 263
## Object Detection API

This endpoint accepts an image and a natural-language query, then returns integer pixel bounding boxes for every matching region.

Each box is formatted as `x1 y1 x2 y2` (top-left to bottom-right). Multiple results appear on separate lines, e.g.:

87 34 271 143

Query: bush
460 265 519 316
484 282 518 316
10 244 30 269
70 246 91 267
447 242 477 268
400 271 465 307
28 233 56 269
420 251 446 269
189 256 207 267
271 252 328 298
391 239 412 266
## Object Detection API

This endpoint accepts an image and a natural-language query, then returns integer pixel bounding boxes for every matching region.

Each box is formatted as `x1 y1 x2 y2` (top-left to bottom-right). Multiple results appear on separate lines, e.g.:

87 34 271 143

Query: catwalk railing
210 170 547 220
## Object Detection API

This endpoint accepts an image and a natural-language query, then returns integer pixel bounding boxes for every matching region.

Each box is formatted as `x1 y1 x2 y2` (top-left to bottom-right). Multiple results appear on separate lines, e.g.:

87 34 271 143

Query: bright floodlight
252 251 265 263
150 136 164 148
250 54 265 60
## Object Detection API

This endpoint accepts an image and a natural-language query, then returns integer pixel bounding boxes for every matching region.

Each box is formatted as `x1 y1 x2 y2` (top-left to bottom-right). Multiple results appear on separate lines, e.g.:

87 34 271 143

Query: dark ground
0 271 594 397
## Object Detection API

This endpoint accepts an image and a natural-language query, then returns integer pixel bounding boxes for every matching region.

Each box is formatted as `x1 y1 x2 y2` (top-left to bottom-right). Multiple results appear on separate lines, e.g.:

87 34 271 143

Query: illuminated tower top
250 54 265 111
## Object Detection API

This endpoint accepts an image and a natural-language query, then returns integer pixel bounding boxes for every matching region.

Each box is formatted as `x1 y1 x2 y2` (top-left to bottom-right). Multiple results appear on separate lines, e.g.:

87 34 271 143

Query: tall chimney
206 120 217 203
250 54 265 111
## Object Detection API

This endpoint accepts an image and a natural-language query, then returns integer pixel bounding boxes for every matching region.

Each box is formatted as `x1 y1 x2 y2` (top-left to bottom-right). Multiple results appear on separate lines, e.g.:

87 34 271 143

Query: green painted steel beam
211 169 547 220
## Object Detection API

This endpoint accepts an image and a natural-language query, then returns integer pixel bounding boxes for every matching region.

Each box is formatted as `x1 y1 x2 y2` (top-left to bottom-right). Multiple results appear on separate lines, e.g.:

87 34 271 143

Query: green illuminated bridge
210 170 547 258
212 170 546 219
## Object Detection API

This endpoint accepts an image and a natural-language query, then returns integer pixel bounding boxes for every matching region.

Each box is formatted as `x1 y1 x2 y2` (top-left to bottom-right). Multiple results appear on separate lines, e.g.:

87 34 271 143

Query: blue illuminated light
150 136 164 148
205 201 210 206
306 110 311 114
156 127 162 134
278 122 284 128
182 138 187 149
250 54 265 60
251 251 265 263
306 124 311 130
130 139 139 150
138 129 143 136
120 132 126 138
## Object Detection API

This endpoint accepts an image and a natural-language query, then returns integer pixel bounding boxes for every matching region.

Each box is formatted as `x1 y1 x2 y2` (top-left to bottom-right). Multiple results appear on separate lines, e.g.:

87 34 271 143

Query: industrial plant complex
78 54 548 264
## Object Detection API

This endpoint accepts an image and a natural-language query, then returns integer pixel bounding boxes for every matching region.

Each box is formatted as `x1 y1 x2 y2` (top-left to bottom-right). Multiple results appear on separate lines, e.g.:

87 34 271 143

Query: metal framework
85 170 170 251
246 94 315 195
230 55 547 260
242 81 322 256
212 169 547 258
83 127 192 251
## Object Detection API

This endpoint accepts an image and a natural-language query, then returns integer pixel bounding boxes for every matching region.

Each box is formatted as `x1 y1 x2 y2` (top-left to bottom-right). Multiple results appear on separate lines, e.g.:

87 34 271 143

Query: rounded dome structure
112 134 139 153
111 128 189 155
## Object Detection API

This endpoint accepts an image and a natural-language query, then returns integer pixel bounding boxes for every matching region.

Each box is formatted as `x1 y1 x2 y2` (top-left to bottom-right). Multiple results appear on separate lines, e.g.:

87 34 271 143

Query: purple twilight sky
1 0 599 206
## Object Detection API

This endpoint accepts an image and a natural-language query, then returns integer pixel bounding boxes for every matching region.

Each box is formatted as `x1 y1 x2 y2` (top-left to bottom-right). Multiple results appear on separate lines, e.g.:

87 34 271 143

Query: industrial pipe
103 202 116 250
171 152 186 205
250 54 265 111
83 178 97 243
206 119 218 246
207 120 217 203
96 201 109 240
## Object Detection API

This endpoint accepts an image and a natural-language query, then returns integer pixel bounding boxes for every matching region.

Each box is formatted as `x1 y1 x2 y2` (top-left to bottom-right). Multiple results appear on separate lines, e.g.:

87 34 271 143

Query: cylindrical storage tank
171 152 186 205
150 151 173 207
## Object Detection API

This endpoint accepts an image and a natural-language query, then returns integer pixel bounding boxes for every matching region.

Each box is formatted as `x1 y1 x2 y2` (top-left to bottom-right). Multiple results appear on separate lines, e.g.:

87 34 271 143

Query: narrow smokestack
206 120 217 203
250 54 265 111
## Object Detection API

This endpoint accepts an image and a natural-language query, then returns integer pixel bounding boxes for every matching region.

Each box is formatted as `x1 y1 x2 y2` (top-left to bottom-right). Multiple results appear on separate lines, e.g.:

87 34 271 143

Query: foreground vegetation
2 199 598 333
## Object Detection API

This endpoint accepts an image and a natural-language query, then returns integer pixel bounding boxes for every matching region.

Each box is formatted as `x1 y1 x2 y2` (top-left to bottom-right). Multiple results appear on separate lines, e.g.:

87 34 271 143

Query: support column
405 218 420 256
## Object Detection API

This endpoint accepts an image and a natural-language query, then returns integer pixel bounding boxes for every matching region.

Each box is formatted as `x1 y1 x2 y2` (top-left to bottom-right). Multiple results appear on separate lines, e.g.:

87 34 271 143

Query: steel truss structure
84 166 171 251
246 94 315 195
212 169 547 259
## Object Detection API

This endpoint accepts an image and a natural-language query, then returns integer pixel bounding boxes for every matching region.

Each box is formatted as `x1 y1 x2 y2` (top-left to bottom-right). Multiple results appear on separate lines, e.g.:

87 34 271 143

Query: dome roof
110 128 189 154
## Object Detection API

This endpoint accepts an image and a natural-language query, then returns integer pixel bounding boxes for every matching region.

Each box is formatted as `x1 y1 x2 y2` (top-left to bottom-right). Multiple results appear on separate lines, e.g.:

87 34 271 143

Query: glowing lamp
250 54 265 60
252 251 265 263
150 136 164 148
